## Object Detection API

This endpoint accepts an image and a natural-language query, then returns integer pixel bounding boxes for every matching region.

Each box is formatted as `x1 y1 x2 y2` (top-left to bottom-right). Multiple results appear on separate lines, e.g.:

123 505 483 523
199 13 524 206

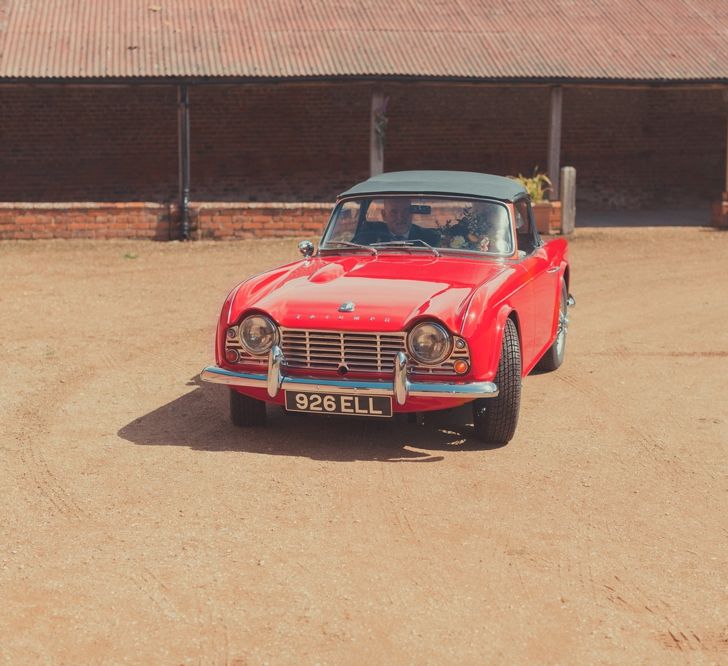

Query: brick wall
189 84 370 202
0 87 177 201
0 203 173 240
384 85 551 179
0 202 329 240
563 87 725 208
0 82 724 238
384 84 724 209
193 202 330 240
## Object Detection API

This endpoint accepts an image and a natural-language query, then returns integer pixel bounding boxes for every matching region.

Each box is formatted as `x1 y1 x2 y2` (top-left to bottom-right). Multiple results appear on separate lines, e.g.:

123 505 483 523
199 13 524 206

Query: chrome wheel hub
556 302 568 356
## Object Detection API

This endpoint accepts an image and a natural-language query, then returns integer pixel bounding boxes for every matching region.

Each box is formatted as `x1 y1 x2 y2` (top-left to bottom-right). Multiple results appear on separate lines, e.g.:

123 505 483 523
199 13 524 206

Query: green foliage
510 168 552 203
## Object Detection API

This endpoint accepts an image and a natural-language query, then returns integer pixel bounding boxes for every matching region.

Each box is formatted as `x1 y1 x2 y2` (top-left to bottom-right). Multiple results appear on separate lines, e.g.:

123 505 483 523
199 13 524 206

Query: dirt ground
1 226 727 664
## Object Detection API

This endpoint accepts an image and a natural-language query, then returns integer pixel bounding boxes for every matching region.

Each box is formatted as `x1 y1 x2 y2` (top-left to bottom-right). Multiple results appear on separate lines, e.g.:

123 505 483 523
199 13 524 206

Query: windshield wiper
370 239 441 257
320 240 378 256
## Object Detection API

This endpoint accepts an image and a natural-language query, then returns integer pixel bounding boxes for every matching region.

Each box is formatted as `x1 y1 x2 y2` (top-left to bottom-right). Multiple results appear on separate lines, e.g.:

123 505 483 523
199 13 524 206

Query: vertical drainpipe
177 84 191 240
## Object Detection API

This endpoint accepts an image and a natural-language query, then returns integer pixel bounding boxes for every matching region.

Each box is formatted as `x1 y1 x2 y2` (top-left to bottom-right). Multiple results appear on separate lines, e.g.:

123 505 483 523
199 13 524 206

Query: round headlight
239 315 278 355
407 322 452 365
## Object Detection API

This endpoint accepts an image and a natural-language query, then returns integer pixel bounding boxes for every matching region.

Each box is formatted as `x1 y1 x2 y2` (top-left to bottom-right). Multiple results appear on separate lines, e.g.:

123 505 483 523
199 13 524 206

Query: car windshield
321 196 514 256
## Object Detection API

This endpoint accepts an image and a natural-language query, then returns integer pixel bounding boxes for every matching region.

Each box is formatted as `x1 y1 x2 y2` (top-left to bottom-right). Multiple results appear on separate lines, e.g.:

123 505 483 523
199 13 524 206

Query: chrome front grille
281 329 405 373
279 328 469 376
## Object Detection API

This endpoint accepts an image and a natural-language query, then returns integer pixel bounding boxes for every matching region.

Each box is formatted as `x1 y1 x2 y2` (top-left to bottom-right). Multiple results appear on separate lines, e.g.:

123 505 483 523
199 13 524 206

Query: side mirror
298 240 315 258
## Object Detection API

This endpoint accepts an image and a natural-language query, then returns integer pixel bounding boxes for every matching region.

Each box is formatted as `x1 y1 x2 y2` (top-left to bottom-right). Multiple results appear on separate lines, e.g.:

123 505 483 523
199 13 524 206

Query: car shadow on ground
117 376 507 462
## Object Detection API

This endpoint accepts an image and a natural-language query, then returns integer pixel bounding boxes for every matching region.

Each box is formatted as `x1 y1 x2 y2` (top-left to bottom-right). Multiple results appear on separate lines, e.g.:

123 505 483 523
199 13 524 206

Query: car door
514 198 560 360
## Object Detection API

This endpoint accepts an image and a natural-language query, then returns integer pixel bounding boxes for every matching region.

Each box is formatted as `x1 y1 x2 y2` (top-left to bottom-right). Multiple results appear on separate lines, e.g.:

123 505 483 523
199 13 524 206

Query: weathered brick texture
192 203 330 240
189 84 370 202
562 87 725 208
0 87 178 201
0 202 329 240
0 203 173 240
0 82 725 239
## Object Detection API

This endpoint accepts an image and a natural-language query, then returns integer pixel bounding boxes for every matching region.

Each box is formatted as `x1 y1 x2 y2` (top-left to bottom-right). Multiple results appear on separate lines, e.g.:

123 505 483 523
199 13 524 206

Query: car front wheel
472 318 521 445
230 389 267 427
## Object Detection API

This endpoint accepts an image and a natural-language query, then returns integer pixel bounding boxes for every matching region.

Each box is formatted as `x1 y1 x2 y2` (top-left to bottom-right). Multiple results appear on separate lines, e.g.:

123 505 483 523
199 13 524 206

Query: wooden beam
547 86 563 199
370 89 386 177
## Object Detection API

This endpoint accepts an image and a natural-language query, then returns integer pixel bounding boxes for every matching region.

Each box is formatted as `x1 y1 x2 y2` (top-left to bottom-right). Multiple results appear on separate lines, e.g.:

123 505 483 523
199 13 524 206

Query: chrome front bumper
201 346 498 406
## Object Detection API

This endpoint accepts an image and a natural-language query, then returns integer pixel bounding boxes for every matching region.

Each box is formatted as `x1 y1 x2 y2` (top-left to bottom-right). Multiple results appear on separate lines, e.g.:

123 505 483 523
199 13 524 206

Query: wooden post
370 89 386 177
560 166 576 235
547 86 563 199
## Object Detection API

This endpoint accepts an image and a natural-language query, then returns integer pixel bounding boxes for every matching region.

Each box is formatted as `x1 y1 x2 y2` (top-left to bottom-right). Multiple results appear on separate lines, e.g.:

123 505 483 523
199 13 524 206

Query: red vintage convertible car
201 171 573 444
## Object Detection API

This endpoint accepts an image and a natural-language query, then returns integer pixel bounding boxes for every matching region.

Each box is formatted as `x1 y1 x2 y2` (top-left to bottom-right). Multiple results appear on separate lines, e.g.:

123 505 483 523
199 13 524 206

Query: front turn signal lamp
453 360 470 375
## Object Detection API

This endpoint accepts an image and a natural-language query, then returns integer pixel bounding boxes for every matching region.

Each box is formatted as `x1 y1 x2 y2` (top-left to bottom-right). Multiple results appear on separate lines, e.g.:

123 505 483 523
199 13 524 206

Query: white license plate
284 391 392 417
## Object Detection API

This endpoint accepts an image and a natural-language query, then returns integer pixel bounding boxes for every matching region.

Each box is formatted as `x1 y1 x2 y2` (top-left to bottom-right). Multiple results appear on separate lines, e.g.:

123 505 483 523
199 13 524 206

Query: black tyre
536 279 568 372
472 318 522 445
230 389 267 427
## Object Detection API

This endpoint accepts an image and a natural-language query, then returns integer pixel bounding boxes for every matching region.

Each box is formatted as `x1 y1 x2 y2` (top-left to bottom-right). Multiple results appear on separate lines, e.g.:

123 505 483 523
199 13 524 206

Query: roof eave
1 74 727 87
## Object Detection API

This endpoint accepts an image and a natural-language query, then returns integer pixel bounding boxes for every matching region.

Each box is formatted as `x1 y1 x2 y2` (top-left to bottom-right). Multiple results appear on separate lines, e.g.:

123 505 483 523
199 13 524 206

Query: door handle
547 266 560 273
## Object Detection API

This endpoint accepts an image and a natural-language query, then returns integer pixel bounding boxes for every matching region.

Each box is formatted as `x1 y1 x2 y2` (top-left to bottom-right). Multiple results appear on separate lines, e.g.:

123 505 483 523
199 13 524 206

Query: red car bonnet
227 253 511 334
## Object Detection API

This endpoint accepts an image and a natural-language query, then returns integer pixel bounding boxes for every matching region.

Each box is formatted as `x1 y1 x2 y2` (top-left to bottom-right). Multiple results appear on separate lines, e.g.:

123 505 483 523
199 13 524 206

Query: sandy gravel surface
1 227 727 664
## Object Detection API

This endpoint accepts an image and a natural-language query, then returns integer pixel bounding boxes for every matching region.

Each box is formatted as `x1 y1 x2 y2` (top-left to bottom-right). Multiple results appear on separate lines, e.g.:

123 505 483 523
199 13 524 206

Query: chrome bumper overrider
201 347 498 406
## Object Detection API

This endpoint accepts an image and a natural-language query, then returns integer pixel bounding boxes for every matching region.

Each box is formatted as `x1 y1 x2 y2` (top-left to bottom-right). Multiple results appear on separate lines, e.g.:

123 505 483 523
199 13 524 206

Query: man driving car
353 198 440 245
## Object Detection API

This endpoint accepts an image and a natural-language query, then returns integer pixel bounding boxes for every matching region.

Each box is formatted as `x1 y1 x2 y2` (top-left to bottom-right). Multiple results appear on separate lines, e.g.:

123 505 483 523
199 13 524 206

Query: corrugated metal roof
1 0 727 81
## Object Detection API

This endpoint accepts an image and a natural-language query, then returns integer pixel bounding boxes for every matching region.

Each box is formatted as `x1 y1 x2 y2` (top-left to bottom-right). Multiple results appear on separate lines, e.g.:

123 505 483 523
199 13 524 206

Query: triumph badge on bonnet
338 301 355 312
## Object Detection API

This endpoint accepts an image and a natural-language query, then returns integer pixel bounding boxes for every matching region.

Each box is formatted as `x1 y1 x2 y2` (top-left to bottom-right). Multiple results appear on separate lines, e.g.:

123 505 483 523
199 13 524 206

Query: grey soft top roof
339 171 527 202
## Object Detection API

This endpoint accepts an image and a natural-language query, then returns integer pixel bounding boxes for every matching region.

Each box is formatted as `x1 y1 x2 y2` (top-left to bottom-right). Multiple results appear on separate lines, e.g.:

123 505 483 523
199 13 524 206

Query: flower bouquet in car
438 207 491 251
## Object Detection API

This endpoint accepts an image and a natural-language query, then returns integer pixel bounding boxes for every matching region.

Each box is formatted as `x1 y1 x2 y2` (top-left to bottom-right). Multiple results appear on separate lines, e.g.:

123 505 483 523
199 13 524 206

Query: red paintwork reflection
217 238 569 412
229 254 510 333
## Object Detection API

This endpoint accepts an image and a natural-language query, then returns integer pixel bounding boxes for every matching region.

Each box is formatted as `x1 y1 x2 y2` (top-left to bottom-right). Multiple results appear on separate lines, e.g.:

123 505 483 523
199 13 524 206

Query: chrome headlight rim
406 321 453 366
238 314 279 356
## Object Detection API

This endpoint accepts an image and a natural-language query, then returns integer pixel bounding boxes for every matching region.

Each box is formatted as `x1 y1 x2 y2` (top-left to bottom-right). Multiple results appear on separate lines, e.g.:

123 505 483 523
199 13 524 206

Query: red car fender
460 291 518 381
482 305 519 381
216 264 295 366
214 288 237 366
